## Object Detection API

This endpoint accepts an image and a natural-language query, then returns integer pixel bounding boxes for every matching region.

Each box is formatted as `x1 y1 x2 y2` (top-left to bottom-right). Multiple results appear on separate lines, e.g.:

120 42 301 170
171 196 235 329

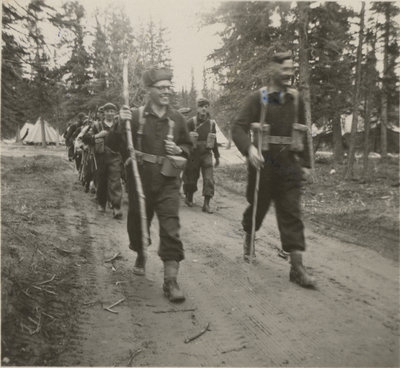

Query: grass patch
1 155 87 365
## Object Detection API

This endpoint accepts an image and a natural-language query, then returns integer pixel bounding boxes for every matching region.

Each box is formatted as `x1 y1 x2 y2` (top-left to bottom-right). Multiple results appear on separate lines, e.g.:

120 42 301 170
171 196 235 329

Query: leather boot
163 260 185 303
113 207 123 219
185 192 193 207
289 251 316 288
243 232 256 262
132 252 145 276
97 204 105 212
202 196 213 213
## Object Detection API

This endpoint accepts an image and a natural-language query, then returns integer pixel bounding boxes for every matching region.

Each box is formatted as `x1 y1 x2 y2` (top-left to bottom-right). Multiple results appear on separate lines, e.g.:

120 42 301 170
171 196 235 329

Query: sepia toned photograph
1 0 399 366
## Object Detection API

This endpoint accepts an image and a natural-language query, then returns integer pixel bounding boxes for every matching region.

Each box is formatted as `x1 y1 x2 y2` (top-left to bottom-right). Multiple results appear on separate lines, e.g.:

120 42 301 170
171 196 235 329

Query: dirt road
2 144 399 367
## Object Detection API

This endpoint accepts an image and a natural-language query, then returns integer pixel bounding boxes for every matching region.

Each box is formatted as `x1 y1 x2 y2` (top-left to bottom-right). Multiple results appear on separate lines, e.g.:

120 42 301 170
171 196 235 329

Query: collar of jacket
143 102 172 120
267 89 294 104
196 112 210 124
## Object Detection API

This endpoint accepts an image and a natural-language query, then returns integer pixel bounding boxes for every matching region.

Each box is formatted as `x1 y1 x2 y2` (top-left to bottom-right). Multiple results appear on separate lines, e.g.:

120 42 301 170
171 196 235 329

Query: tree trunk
332 114 344 163
380 4 390 158
362 29 377 180
345 2 365 180
297 1 315 172
362 97 371 179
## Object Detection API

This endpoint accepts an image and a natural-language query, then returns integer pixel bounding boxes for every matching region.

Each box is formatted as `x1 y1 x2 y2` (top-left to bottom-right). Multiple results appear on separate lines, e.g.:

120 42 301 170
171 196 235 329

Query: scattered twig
184 322 211 344
83 300 98 306
153 308 197 314
53 245 73 254
111 262 117 272
31 285 56 295
221 345 247 354
35 274 56 285
127 348 143 366
41 311 57 320
115 281 127 286
104 252 121 263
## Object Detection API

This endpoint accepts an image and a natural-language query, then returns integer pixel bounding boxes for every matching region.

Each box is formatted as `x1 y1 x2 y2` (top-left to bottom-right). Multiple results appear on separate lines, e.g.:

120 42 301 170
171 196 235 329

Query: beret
103 102 117 111
197 97 210 106
142 67 173 87
271 51 292 64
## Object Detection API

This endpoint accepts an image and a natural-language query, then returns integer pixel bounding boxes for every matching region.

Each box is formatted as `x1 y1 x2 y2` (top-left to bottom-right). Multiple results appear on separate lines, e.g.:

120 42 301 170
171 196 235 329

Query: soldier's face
274 59 294 87
104 109 116 121
149 80 172 107
197 104 209 117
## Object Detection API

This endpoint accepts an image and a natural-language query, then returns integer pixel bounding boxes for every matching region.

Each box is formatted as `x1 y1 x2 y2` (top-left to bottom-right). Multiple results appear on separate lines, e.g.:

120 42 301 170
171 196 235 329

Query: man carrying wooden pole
119 65 192 302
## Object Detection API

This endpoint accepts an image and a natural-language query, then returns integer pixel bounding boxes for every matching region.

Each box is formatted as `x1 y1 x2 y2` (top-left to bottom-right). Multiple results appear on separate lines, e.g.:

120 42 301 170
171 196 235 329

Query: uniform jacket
232 89 311 168
187 113 220 159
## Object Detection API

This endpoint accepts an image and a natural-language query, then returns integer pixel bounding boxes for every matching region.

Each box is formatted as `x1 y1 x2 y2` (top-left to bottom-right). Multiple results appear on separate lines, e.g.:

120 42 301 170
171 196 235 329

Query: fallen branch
35 274 56 286
153 308 196 314
127 348 143 366
103 297 125 314
104 308 118 314
184 322 211 344
115 281 127 286
221 345 247 354
106 297 126 310
104 252 121 263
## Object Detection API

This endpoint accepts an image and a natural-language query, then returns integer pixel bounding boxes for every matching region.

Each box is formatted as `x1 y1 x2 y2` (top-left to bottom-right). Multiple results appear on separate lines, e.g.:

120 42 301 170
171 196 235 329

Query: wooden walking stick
249 89 268 263
122 58 149 265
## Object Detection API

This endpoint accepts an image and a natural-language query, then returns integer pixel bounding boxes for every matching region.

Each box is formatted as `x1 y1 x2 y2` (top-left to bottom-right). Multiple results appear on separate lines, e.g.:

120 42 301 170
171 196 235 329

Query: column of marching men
62 59 316 304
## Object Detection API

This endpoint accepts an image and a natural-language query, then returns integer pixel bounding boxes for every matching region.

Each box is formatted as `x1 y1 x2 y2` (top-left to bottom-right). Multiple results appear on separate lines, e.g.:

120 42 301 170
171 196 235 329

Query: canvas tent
23 117 63 145
19 122 35 141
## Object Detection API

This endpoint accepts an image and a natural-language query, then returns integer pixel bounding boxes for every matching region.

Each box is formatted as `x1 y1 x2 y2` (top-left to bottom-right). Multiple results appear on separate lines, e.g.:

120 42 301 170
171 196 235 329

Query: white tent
24 117 63 145
20 122 35 141
214 122 229 147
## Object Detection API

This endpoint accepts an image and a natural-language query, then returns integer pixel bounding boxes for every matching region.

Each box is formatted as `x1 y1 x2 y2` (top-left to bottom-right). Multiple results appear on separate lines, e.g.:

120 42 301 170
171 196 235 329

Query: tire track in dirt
178 186 399 367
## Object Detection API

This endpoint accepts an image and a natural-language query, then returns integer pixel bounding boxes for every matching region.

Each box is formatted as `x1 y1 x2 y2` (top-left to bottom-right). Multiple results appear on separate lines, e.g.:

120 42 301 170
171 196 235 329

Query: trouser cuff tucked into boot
132 252 146 276
185 193 193 207
202 196 213 214
163 260 185 303
289 251 316 288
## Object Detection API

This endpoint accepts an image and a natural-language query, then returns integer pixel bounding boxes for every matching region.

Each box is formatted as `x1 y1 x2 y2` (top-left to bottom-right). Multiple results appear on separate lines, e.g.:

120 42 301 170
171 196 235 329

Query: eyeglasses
152 85 172 92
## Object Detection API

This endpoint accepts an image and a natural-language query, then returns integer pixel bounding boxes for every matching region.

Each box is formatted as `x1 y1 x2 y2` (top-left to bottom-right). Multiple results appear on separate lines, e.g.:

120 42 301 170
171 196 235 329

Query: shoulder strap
210 119 216 133
138 106 146 129
167 118 175 140
287 88 299 124
259 87 268 123
94 120 103 132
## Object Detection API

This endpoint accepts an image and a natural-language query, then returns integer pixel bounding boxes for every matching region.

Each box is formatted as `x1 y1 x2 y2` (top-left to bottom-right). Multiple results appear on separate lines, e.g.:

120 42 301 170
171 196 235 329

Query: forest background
2 0 399 169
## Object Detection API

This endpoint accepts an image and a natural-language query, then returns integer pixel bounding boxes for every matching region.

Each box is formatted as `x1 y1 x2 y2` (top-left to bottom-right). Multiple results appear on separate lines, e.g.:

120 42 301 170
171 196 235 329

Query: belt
135 151 165 164
267 136 292 145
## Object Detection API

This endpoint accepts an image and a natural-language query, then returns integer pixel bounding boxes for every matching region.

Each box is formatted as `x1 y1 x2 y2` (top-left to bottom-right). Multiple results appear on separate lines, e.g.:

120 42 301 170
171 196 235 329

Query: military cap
77 112 87 120
142 67 173 87
271 51 292 64
197 97 210 107
103 102 117 111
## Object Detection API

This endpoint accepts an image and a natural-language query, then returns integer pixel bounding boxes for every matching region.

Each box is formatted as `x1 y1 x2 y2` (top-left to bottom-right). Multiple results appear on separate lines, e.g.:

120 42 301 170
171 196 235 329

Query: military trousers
126 163 184 262
183 148 215 197
95 150 122 209
242 151 306 253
